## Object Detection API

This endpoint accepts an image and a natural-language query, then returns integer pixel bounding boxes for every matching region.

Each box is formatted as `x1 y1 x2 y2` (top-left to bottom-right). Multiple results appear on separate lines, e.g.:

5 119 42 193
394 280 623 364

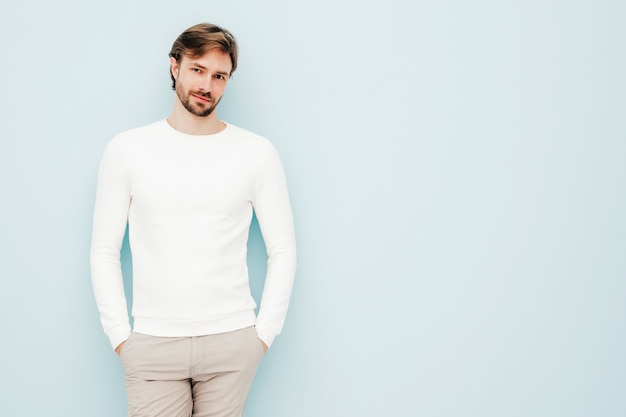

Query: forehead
181 48 232 71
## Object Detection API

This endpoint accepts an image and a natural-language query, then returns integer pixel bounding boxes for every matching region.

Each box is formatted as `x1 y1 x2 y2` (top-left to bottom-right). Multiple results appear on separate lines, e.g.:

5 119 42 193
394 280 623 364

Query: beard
176 83 222 117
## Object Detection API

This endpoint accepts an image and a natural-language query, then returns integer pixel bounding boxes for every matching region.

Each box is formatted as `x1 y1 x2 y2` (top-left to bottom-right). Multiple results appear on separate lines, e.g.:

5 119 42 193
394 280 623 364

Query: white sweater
90 120 296 350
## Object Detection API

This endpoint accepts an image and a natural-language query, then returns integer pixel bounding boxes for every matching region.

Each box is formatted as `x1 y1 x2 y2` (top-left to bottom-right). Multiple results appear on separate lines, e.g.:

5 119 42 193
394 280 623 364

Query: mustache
194 91 212 99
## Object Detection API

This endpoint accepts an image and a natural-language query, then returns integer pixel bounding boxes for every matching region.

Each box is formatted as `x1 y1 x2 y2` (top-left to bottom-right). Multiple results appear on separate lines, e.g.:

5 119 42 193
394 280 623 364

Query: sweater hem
132 311 257 338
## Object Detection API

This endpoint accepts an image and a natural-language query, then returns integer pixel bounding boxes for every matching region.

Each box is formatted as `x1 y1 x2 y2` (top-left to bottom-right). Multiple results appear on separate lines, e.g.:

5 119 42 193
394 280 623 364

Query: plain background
1 1 624 416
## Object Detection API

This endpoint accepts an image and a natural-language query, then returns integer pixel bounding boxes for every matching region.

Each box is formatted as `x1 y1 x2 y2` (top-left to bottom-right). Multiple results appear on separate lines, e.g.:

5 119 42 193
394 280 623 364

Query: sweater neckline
161 119 231 140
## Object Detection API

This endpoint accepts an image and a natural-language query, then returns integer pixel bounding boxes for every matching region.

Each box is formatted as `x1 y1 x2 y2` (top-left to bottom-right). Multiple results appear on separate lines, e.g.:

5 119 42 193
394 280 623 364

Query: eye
191 68 201 73
214 74 225 80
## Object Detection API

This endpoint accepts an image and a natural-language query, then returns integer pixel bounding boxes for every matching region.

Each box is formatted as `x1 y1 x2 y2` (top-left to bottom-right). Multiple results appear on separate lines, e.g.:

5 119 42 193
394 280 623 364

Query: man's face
171 49 232 117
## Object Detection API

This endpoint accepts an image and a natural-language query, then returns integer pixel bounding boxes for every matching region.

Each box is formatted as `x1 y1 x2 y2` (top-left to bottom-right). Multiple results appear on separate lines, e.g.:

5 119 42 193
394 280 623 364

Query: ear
170 56 180 79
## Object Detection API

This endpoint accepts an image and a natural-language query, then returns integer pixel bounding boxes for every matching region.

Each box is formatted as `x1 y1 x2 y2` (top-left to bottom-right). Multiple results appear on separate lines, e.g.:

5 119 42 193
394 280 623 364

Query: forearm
90 244 131 349
255 242 296 347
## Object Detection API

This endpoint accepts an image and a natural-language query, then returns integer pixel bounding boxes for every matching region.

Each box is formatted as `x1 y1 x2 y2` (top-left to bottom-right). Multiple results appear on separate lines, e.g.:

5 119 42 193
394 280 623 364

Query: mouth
191 93 211 103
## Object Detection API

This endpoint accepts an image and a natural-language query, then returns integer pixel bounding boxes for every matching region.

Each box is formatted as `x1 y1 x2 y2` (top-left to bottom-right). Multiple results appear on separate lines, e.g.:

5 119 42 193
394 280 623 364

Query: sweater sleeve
252 144 297 348
90 138 132 350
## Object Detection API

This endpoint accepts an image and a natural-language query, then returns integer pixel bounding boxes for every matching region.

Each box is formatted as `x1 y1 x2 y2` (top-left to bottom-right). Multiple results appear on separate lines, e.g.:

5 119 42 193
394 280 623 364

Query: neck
167 100 226 135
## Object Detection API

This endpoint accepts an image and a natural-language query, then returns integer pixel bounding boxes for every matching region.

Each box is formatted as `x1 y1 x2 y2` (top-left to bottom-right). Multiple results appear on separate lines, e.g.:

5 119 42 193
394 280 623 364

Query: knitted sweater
90 120 296 350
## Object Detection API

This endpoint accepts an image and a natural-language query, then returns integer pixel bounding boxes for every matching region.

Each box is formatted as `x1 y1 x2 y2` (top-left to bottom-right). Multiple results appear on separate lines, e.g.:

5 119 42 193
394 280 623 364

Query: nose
198 75 212 93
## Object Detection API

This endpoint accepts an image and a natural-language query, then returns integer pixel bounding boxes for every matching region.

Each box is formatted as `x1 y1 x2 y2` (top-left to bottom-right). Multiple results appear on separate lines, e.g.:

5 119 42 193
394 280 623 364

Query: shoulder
101 120 168 161
224 122 275 150
110 120 166 145
223 123 284 167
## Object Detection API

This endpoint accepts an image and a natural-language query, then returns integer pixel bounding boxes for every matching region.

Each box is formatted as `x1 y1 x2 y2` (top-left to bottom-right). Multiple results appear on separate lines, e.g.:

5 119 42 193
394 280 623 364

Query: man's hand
115 341 126 357
260 339 268 353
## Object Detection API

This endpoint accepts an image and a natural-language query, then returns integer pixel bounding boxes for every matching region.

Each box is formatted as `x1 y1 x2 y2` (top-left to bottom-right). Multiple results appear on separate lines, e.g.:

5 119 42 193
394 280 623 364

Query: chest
127 145 259 215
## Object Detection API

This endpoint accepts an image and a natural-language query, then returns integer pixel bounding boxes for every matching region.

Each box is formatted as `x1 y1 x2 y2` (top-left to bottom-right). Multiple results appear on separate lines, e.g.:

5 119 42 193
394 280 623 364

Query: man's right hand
115 341 126 357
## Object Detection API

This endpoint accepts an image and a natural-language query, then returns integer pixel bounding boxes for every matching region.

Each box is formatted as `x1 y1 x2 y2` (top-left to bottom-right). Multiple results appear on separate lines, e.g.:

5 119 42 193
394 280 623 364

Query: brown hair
168 23 239 90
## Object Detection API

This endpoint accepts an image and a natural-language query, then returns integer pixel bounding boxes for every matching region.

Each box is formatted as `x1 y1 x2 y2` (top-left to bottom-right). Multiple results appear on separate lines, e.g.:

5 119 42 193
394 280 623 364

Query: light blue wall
1 1 624 416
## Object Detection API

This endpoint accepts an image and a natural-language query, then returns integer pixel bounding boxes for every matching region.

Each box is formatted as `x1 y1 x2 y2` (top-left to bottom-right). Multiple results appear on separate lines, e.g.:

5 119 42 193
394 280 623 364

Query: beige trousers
119 326 265 417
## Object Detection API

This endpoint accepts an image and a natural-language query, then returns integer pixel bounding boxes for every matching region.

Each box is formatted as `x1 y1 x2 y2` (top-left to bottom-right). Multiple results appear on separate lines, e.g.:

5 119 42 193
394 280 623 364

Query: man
90 23 296 417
